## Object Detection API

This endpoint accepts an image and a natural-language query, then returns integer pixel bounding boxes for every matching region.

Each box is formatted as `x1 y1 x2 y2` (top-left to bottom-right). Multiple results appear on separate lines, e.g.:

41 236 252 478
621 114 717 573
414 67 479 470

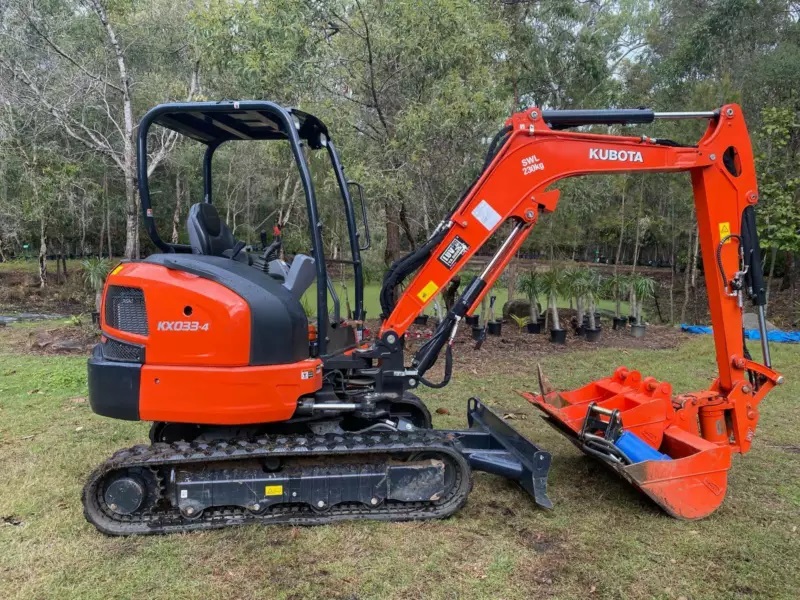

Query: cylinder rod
653 111 718 120
479 222 525 280
757 304 772 368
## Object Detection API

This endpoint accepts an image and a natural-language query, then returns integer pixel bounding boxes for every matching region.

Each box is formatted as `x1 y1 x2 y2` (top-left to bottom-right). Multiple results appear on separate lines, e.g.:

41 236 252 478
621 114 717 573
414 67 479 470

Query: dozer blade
521 366 732 520
446 398 553 510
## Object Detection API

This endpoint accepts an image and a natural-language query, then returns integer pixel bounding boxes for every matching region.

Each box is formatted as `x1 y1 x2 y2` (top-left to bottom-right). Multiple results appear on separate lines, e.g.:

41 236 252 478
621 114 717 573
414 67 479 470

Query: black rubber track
83 430 472 536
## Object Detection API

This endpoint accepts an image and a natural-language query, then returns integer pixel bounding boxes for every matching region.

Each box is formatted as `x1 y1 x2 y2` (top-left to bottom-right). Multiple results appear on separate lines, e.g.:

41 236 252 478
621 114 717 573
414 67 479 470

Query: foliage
0 0 798 319
82 257 111 311
509 314 531 330
630 274 657 325
517 271 542 322
540 267 567 330
81 258 111 293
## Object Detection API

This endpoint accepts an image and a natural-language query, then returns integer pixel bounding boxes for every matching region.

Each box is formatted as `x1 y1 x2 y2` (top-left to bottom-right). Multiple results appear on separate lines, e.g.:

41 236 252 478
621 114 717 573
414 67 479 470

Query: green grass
0 259 89 274
0 327 797 599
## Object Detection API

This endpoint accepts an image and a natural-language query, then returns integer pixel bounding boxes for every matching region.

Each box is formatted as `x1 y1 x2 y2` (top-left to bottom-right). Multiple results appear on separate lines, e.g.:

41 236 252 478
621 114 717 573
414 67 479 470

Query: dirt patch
0 269 90 316
27 324 98 355
0 321 99 356
399 312 689 377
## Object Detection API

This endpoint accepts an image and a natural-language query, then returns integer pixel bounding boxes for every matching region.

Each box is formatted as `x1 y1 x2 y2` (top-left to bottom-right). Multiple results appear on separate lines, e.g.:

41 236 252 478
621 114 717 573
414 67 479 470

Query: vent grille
103 337 145 363
105 286 148 335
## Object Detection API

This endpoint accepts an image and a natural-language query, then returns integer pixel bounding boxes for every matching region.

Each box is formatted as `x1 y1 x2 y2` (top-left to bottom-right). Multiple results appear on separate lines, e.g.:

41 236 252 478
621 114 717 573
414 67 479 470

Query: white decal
589 148 644 162
521 153 545 175
471 200 502 231
180 489 188 499
157 321 210 332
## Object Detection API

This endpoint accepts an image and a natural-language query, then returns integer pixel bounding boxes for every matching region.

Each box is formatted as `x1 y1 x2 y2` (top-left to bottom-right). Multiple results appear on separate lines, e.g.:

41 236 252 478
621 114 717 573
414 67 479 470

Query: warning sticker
265 485 283 496
471 200 502 231
719 222 731 243
438 236 470 269
417 281 439 302
301 369 315 380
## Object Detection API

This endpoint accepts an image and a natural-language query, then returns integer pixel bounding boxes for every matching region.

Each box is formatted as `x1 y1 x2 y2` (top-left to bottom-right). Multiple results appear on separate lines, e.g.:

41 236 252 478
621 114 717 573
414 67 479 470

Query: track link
83 430 472 535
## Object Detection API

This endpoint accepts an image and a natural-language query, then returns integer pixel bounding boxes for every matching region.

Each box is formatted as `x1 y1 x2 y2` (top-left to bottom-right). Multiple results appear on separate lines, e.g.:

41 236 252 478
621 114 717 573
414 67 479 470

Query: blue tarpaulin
681 324 800 343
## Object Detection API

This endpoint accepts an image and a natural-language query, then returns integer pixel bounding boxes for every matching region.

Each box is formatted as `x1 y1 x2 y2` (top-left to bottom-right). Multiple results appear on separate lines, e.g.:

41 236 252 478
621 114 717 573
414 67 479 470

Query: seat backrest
282 254 316 299
187 203 236 256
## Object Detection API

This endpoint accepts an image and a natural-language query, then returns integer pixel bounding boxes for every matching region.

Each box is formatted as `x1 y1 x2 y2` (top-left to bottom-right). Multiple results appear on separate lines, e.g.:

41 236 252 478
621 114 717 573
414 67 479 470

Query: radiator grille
103 337 145 363
105 286 148 335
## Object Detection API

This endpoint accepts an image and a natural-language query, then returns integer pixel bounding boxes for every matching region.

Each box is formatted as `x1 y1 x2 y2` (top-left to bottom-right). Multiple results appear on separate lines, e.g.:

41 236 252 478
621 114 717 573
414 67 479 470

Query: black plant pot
630 323 646 338
471 326 486 341
414 314 429 326
612 317 627 330
585 327 602 342
526 322 542 334
487 321 502 336
538 315 546 325
465 315 480 327
628 315 637 324
91 311 100 326
550 328 567 344
575 325 586 337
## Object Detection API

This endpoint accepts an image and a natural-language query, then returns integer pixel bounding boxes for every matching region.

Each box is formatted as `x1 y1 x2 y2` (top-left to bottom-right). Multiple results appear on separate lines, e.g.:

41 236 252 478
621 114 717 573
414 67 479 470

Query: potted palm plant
541 267 567 344
606 273 629 330
82 257 111 325
487 295 502 335
472 294 489 341
630 274 656 337
564 268 590 337
517 271 543 333
584 271 602 342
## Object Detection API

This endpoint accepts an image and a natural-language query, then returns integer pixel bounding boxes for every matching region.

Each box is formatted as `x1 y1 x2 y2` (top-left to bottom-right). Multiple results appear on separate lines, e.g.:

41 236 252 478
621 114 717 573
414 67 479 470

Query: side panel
139 359 323 425
103 262 252 367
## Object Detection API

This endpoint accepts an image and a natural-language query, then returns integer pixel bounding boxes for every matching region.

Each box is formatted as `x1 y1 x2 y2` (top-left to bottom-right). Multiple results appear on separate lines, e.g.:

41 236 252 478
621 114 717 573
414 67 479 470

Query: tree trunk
506 257 519 303
614 181 626 276
99 200 106 258
766 245 777 312
549 295 559 329
384 199 402 266
680 222 697 323
38 216 47 288
171 171 182 244
123 169 138 259
107 190 113 258
399 200 415 250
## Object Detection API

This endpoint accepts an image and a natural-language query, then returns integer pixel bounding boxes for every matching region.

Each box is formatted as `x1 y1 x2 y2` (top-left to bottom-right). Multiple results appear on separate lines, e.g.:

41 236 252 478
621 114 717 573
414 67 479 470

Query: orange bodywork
100 262 322 425
378 103 781 519
139 361 321 425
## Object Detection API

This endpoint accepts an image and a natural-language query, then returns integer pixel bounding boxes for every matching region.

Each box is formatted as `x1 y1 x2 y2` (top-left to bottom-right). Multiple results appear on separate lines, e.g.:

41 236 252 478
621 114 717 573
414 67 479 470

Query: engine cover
102 254 309 367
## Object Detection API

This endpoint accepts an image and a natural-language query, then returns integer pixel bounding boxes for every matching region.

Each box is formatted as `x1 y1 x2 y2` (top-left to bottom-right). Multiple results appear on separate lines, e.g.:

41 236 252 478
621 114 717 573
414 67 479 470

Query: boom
374 104 782 518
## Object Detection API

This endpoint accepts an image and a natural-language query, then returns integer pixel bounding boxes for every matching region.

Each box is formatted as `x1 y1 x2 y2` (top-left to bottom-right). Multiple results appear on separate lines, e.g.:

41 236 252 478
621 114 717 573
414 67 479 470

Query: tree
0 0 199 258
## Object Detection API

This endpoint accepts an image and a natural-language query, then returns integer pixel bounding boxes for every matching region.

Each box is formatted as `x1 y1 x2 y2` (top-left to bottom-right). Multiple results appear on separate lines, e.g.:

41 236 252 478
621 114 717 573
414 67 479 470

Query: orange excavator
83 101 781 535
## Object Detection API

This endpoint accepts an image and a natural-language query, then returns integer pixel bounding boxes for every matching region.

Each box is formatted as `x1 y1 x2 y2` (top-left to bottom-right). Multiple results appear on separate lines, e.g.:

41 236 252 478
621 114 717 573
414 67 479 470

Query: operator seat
186 203 247 262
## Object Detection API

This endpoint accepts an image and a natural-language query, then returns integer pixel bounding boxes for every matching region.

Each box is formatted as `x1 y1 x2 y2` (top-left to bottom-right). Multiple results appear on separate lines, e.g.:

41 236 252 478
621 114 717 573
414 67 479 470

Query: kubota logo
589 148 644 162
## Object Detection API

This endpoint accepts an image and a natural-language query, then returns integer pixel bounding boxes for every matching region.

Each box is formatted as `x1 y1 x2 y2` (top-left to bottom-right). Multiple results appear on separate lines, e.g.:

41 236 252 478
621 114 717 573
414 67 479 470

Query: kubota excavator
83 100 781 535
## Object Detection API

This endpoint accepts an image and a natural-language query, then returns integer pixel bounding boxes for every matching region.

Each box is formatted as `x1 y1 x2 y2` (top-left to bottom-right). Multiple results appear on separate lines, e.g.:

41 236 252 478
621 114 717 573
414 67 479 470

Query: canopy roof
147 101 329 146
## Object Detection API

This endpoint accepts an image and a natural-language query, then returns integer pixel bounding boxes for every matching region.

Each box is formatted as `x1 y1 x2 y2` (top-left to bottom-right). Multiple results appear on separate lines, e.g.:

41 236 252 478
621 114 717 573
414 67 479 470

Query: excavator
83 100 781 535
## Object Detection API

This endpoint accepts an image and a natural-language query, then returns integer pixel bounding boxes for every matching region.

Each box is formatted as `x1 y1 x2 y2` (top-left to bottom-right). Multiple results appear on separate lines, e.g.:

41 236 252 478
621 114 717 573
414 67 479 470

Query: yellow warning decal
265 485 283 496
719 222 731 243
110 264 125 276
417 281 439 302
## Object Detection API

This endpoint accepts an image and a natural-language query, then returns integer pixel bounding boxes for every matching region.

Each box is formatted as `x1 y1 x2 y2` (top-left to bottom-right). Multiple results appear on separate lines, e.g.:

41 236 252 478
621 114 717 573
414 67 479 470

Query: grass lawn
0 324 797 599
